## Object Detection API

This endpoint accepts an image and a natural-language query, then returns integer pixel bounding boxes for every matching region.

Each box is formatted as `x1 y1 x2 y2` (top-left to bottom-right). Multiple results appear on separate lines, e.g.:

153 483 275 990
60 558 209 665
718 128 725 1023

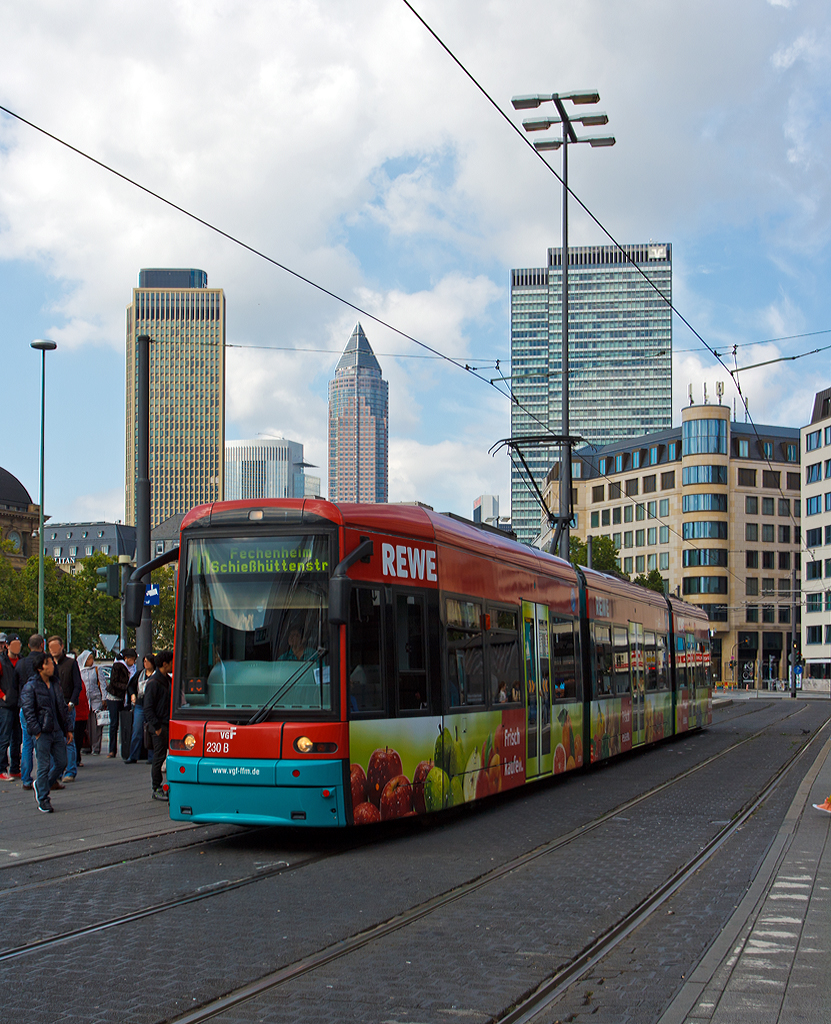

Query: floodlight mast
510 91 615 559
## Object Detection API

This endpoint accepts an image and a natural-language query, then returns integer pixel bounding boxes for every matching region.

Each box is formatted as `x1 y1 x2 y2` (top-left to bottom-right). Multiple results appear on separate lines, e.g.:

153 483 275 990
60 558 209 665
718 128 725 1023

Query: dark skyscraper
328 323 388 503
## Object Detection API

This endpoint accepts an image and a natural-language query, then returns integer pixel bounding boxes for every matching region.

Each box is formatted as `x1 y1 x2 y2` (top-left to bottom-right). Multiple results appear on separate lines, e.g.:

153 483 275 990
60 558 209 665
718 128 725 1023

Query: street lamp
512 91 615 560
30 339 57 635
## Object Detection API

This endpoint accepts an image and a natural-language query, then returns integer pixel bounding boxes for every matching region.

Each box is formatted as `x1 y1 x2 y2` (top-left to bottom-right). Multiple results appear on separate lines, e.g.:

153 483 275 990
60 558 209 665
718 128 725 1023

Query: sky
1 0 830 527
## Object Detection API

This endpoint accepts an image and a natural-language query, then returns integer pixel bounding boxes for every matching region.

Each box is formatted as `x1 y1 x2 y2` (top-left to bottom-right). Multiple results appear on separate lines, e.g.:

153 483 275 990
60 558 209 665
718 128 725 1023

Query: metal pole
558 113 571 562
790 563 797 698
136 334 152 657
37 348 47 636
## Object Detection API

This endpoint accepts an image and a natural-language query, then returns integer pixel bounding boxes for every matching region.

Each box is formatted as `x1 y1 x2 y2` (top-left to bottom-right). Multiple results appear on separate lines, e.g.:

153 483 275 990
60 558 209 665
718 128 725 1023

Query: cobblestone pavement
0 699 827 1024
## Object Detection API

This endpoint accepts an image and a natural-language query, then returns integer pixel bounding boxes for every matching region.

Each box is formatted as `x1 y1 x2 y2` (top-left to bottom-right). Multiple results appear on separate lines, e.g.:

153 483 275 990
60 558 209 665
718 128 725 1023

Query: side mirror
124 580 148 628
329 576 351 627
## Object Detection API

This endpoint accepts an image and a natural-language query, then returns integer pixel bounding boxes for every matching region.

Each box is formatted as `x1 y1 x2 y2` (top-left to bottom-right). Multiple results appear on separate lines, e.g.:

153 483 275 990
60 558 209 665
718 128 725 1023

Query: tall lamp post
31 339 57 635
511 91 614 560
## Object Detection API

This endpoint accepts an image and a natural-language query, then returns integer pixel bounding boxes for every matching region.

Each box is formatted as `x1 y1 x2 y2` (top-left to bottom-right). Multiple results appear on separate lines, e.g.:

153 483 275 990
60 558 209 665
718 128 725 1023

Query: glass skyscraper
510 243 672 545
328 323 388 503
225 437 315 501
126 268 225 528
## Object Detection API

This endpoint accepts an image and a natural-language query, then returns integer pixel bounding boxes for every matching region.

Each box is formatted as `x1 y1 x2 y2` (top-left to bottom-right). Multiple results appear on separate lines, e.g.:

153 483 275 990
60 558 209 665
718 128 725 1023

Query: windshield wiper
246 646 329 725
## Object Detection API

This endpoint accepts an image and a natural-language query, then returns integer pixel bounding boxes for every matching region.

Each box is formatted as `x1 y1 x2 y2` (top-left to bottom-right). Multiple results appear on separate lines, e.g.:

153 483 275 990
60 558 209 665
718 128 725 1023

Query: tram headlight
183 734 197 750
295 736 315 753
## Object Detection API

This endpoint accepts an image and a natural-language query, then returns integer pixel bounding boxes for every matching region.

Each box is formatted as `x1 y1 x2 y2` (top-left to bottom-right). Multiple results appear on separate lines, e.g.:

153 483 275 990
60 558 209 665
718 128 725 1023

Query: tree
0 541 29 625
632 569 667 594
18 554 73 642
151 564 176 651
68 552 123 653
569 535 624 575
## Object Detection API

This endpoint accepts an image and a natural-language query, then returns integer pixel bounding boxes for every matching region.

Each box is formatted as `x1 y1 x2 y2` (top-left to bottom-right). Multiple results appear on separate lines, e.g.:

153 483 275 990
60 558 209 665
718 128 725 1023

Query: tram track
0 701 813 1019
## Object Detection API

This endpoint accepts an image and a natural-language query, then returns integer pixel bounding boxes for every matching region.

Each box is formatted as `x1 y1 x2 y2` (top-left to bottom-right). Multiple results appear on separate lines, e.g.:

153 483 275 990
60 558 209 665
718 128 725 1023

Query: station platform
660 730 831 1023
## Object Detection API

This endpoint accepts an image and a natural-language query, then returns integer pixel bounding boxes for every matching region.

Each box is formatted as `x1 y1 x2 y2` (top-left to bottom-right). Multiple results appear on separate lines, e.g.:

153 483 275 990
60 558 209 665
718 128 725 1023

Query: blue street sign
144 583 160 606
794 664 803 677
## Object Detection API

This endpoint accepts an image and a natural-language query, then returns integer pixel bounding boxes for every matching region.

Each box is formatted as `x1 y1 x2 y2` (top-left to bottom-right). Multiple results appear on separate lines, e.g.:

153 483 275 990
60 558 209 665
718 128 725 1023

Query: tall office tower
328 323 389 503
225 438 314 501
126 268 225 528
473 494 499 525
510 243 673 545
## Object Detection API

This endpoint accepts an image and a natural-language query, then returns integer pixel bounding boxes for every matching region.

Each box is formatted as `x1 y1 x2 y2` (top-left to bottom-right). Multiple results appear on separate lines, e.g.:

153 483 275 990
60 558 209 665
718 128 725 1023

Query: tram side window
675 635 687 690
592 623 614 697
395 593 429 712
613 626 630 695
348 587 384 714
687 634 698 688
644 631 657 691
486 608 522 704
446 598 485 707
657 634 669 690
550 616 579 701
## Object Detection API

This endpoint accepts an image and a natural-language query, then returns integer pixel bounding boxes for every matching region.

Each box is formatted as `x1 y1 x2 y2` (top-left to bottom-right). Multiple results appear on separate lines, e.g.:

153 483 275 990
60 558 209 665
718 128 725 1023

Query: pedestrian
813 795 831 813
14 634 44 789
79 651 105 755
20 652 72 813
2 635 24 776
144 649 173 801
47 636 83 783
0 633 20 780
127 653 155 764
72 665 90 767
103 660 130 758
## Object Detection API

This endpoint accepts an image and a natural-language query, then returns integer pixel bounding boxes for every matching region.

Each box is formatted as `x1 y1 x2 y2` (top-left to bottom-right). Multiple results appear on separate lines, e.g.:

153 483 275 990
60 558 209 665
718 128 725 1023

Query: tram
127 499 711 827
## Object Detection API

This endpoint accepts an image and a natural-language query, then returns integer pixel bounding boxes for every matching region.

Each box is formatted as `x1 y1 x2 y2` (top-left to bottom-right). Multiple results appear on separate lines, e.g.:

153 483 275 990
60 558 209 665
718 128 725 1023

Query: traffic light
96 564 119 598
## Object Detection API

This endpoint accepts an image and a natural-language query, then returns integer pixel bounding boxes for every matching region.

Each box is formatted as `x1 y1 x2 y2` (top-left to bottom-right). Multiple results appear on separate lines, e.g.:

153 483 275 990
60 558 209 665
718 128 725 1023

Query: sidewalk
0 751 199 868
660 731 831 1023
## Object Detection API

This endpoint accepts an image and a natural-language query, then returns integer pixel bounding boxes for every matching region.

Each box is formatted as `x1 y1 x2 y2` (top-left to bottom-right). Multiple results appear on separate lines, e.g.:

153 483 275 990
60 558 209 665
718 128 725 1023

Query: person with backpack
103 659 130 758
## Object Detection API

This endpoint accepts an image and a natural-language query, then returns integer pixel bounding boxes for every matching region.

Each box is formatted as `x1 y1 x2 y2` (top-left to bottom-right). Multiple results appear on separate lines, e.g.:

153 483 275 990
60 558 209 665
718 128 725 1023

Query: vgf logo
219 727 237 741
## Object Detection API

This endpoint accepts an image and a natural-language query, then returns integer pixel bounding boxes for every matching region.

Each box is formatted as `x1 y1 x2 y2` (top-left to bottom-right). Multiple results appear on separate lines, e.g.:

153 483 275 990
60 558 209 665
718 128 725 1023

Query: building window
746 578 759 596
763 471 780 488
668 442 677 460
659 552 669 570
779 552 791 570
746 495 758 515
806 561 822 580
636 504 645 521
746 550 759 568
826 558 831 577
683 465 728 485
761 605 775 623
598 458 606 475
593 485 605 502
683 417 727 455
778 525 791 544
762 551 775 569
626 478 639 497
624 531 633 548
807 463 822 483
787 472 801 490
659 526 669 543
779 607 791 624
601 509 610 526
634 555 644 573
647 554 657 572
647 501 657 518
707 605 729 622
623 556 633 574
738 468 756 487
624 505 633 523
53 547 61 557
682 493 728 513
85 545 93 556
591 512 599 528
69 546 77 557
612 506 621 525
762 497 775 515
615 454 624 473
632 451 641 469
609 482 621 499
761 524 775 544
572 462 582 479
762 442 774 459
826 525 831 545
683 576 728 595
659 498 669 517
661 471 675 489
746 606 758 622
101 545 110 555
685 549 728 567
762 578 775 594
649 446 659 465
647 528 657 545
806 430 822 452
683 521 728 540
738 439 749 457
807 593 822 613
613 532 622 549
786 444 798 462
636 529 645 547
806 625 822 644
806 495 821 516
778 499 790 516
826 625 831 643
746 523 759 542
643 475 656 493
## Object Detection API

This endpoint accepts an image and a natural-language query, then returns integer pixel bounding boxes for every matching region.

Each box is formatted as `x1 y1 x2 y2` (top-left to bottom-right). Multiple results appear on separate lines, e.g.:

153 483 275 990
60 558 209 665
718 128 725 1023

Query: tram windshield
177 534 333 716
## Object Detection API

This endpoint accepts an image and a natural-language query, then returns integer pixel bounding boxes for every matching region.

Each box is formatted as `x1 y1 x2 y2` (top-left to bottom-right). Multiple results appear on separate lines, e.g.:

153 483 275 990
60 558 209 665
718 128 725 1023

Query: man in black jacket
14 635 43 789
48 636 83 782
144 650 173 801
21 653 72 813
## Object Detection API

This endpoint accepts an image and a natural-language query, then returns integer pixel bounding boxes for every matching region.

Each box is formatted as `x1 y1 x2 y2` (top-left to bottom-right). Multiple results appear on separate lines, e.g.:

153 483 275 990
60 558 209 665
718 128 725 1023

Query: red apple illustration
351 763 368 809
367 747 403 806
412 759 433 814
380 775 413 820
353 801 381 825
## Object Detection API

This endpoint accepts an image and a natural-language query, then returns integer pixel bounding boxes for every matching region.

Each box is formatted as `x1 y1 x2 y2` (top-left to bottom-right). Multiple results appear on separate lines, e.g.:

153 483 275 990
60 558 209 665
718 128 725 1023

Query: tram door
629 622 645 746
522 601 551 779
